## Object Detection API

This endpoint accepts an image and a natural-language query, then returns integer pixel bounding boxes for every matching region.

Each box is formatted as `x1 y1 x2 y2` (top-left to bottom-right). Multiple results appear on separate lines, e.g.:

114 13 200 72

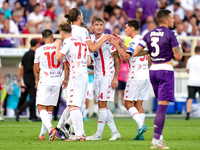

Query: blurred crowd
0 0 200 64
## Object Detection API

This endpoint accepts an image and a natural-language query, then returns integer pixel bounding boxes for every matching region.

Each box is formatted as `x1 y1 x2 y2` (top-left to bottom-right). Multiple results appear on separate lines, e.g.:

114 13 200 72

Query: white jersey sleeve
59 39 71 55
107 42 117 54
127 39 136 54
34 48 40 63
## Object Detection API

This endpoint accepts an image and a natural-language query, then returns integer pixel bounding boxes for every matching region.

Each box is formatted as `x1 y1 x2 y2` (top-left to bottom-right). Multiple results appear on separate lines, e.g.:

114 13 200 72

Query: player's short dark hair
65 7 81 24
125 19 140 31
30 39 38 47
156 9 171 24
195 46 200 53
58 22 72 33
92 16 104 24
42 29 53 39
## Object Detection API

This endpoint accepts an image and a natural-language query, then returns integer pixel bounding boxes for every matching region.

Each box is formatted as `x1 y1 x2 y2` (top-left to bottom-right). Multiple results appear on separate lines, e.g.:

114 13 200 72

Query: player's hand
62 79 68 89
103 34 111 42
111 78 118 89
54 39 62 48
107 36 118 47
112 33 122 44
35 81 38 89
18 81 21 88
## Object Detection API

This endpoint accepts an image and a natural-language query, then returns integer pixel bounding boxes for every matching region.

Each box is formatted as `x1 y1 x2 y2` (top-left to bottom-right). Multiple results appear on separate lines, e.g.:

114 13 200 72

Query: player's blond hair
92 16 105 24
58 22 72 33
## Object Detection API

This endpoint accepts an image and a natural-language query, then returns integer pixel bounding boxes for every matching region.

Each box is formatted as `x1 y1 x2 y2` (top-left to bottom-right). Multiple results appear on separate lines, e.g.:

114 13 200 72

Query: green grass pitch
0 116 200 150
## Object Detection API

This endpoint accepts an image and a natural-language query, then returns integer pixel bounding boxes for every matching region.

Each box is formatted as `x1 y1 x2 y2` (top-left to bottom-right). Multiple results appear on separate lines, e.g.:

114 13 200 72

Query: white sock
159 135 163 141
93 103 98 114
128 107 143 129
107 108 118 133
152 138 159 145
97 108 107 136
70 107 83 136
66 117 72 125
39 123 47 136
48 111 52 121
139 113 145 123
57 107 69 129
83 109 89 118
40 109 52 132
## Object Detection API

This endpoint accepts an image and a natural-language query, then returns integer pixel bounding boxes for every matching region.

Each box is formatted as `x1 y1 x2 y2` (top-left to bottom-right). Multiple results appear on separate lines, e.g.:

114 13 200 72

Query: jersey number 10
44 51 61 69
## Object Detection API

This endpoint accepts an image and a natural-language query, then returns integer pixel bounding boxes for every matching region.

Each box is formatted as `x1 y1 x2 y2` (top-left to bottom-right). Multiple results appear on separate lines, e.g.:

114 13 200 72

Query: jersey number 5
151 37 160 57
74 42 87 59
44 51 60 69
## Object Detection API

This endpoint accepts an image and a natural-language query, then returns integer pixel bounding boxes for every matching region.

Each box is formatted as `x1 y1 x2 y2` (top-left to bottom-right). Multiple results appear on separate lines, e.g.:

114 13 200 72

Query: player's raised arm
86 34 110 53
107 36 130 63
55 39 64 61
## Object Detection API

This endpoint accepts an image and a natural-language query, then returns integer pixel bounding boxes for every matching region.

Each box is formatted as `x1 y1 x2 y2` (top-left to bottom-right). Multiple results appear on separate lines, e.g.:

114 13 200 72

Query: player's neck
94 32 103 40
131 32 138 39
72 21 81 26
159 24 168 28
63 33 72 39
44 41 52 44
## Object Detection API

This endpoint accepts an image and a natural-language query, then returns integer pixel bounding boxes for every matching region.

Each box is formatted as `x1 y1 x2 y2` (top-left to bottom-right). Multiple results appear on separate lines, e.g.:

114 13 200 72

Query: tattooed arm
111 51 121 89
172 46 183 61
134 44 149 56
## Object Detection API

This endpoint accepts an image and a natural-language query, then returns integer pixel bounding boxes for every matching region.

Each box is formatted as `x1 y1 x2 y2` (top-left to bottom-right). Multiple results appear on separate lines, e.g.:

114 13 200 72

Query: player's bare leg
186 98 193 120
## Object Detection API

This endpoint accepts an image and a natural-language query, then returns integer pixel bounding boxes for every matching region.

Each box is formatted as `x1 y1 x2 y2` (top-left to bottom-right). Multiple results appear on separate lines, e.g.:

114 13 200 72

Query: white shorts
94 75 115 102
124 79 150 101
66 73 88 107
36 84 60 106
87 82 94 100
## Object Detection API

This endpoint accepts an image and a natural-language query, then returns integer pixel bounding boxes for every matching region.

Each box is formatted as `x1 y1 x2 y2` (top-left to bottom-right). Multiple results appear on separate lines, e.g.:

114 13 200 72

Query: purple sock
153 105 168 140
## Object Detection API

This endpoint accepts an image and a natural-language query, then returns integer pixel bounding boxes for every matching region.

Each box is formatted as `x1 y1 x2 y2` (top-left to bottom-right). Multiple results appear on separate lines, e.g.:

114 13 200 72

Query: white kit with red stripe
34 43 62 86
91 33 116 78
126 35 149 81
59 37 89 78
71 25 91 42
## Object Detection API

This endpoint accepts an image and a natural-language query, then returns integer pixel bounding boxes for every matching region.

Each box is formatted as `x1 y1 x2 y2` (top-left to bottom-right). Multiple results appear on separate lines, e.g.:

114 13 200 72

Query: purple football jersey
139 26 179 64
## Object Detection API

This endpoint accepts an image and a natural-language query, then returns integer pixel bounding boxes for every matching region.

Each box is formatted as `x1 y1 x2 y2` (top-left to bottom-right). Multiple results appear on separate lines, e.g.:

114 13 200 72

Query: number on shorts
151 37 160 57
44 51 60 69
74 42 87 59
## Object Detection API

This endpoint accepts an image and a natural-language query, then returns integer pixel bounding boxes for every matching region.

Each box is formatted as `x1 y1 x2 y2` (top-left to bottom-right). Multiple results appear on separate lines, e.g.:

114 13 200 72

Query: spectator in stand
40 16 53 32
122 0 140 21
12 1 22 14
0 1 12 19
44 3 56 22
55 0 66 16
159 0 170 9
92 0 104 18
183 21 191 35
0 19 15 47
138 0 159 27
191 25 200 36
56 6 70 30
18 7 27 33
80 0 93 26
141 16 155 33
104 13 118 34
196 8 200 27
180 0 195 12
118 16 125 34
66 0 77 9
0 11 4 30
24 0 37 18
27 4 44 25
166 0 185 21
104 0 119 21
174 23 187 36
141 21 157 36
113 6 122 19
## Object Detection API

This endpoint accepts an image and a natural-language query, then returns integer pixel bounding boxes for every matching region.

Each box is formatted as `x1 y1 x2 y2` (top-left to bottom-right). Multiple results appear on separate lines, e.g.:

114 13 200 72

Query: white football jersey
127 35 149 81
59 37 89 78
34 43 62 86
91 33 117 78
72 25 91 42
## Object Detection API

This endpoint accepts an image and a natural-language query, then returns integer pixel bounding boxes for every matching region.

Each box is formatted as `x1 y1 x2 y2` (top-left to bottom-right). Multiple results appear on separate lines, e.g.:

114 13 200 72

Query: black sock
187 113 190 117
115 103 118 108
64 123 70 130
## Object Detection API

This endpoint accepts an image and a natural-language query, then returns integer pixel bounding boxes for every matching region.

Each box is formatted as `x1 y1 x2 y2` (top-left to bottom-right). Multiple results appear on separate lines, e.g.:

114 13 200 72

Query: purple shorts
150 70 174 102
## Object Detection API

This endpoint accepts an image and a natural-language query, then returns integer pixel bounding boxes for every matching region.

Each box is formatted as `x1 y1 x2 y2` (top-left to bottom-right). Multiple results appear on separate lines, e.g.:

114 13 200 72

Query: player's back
62 37 89 77
34 43 62 86
71 25 90 42
142 26 179 64
128 35 149 80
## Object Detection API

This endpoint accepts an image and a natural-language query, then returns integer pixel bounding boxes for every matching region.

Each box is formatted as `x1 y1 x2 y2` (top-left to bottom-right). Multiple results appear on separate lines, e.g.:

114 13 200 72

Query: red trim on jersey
98 121 103 123
99 47 105 76
66 60 70 67
59 52 65 55
131 112 139 118
70 107 78 111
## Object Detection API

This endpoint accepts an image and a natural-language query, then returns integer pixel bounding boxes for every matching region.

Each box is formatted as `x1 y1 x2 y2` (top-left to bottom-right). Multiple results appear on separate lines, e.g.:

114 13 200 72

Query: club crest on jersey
94 51 98 57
